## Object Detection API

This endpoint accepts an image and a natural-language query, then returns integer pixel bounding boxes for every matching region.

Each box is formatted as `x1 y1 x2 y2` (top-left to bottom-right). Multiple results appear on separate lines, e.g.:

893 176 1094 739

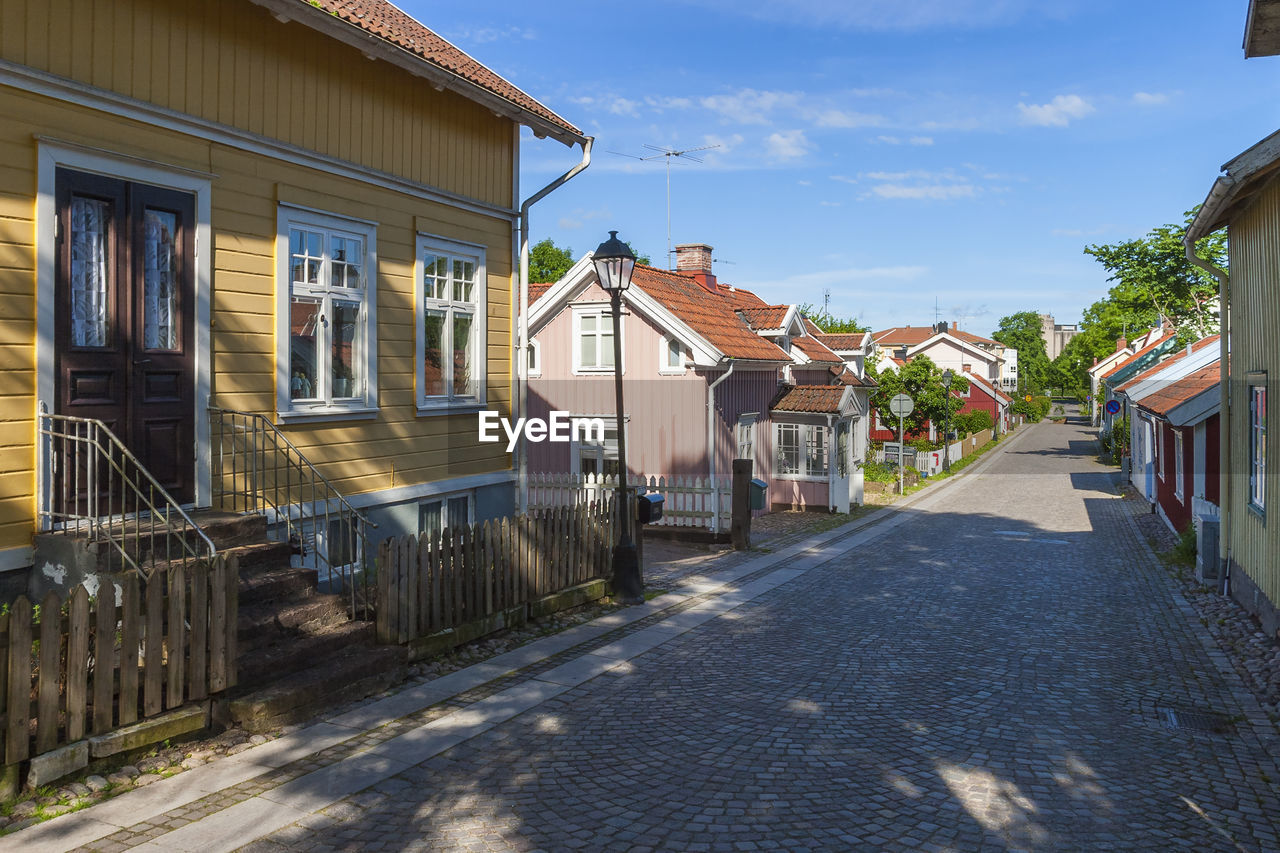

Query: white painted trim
36 140 214 508
2 59 517 222
572 304 625 376
275 206 380 418
0 546 34 573
414 232 488 408
526 339 542 378
658 335 686 375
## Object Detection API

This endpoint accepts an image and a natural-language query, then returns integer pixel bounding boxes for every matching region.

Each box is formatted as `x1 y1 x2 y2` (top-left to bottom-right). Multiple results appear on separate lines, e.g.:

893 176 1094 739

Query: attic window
777 336 791 353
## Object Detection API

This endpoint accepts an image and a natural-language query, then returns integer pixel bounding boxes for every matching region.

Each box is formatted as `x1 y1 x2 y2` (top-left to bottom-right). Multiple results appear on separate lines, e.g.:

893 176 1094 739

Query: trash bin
749 478 768 510
637 492 664 524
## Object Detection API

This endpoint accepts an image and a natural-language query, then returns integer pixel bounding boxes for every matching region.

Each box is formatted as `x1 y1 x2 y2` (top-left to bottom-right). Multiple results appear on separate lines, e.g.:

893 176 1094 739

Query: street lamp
592 231 643 605
941 369 954 473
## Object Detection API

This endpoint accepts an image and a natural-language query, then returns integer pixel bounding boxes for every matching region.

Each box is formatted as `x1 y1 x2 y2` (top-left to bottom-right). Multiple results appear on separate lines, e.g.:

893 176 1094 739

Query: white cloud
1132 91 1169 105
703 133 745 154
812 108 884 128
452 25 537 44
830 174 859 185
909 136 934 146
557 208 611 230
872 183 976 200
681 0 1059 31
1017 94 1095 127
819 201 843 207
701 89 799 125
766 129 812 160
875 135 902 145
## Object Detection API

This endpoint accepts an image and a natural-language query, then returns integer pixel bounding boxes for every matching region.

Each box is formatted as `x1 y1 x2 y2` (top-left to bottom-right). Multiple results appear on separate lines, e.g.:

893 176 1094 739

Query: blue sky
403 0 1280 337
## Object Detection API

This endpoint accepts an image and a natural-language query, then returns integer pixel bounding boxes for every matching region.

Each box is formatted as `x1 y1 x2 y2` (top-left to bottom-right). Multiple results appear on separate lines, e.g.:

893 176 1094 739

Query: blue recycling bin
749 478 768 511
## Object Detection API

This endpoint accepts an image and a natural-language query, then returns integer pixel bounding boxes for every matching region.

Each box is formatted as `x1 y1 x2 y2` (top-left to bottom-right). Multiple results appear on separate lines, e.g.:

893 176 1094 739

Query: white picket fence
528 472 731 531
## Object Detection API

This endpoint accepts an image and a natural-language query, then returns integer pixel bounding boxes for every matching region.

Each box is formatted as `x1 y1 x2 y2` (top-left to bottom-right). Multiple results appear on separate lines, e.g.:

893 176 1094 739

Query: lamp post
941 369 954 473
592 231 643 605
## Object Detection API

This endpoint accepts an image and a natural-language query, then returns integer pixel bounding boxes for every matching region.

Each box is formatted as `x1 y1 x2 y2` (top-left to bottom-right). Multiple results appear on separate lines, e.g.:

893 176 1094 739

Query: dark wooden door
55 170 196 508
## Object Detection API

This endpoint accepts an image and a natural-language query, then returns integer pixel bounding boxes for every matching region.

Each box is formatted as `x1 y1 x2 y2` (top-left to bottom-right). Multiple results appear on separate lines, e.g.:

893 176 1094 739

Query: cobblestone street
20 419 1280 852
236 419 1279 852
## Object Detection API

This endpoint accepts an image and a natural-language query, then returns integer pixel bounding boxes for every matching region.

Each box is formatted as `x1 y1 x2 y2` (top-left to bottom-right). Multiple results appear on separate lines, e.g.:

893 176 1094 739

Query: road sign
1105 399 1121 415
1024 394 1033 403
888 393 914 417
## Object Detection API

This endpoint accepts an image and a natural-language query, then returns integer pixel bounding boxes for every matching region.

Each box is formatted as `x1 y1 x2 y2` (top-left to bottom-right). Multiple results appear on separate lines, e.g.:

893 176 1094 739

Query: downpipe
515 136 593 512
706 360 735 532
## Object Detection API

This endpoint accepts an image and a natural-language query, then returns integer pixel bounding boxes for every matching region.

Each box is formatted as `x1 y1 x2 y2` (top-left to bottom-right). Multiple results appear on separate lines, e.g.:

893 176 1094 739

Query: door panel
55 170 196 509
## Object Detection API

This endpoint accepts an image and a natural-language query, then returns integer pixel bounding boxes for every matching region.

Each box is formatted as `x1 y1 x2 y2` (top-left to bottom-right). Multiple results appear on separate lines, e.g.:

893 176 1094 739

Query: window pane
580 326 597 367
419 501 442 542
142 209 180 351
453 259 476 302
667 339 682 368
453 312 473 397
290 228 324 286
600 324 615 368
69 196 111 347
423 253 446 300
423 309 446 396
289 296 321 399
447 496 470 527
331 299 360 398
581 315 596 333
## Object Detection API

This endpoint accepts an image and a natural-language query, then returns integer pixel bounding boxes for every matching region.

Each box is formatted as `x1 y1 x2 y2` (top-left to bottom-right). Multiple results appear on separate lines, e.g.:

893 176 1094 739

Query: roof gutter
707 360 735 532
515 136 594 512
1183 231 1231 595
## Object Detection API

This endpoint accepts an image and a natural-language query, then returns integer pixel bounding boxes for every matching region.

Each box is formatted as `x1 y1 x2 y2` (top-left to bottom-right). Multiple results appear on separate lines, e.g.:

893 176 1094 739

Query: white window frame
1250 379 1267 514
1158 424 1167 482
276 205 378 421
573 305 622 375
1173 428 1185 500
660 335 686 375
527 340 542 378
569 415 625 478
416 233 486 412
737 414 758 461
419 491 475 542
774 421 828 481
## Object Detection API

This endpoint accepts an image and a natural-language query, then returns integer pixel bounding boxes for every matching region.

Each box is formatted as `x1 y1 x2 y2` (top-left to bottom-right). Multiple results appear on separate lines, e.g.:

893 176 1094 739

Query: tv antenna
608 143 720 268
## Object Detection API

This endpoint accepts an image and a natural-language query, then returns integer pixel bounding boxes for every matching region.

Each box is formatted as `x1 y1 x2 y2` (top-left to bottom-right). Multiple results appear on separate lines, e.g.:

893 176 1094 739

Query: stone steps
235 620 376 688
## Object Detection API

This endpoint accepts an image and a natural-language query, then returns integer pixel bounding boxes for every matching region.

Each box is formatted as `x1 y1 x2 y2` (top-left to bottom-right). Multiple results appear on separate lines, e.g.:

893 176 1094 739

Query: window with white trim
278 207 377 415
775 422 827 479
661 336 685 373
1173 429 1185 500
1158 425 1167 481
527 340 542 377
1251 379 1267 513
737 414 757 461
574 307 618 373
418 235 485 408
571 416 620 478
419 493 474 543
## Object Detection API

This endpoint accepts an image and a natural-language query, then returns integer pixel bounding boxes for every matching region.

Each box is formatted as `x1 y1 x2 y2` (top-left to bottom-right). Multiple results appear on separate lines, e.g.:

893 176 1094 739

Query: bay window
775 422 827 479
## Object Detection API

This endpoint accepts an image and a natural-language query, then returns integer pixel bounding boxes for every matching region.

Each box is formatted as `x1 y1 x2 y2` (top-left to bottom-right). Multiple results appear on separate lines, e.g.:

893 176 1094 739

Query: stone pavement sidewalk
8 425 1033 853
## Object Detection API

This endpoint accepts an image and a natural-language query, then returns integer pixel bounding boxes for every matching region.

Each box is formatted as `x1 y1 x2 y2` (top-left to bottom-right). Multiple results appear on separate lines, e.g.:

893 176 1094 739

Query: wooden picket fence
0 557 237 766
376 500 618 646
528 472 729 530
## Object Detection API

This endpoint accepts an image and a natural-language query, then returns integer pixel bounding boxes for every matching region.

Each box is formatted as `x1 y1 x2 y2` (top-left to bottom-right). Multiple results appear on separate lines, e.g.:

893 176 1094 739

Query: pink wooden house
526 243 875 524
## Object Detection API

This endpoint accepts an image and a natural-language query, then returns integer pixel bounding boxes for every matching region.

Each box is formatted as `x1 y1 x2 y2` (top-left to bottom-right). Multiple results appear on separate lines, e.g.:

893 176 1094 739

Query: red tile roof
737 306 789 330
832 365 876 388
792 334 844 365
630 266 790 362
1114 334 1217 391
874 326 1000 348
528 282 554 303
1136 363 1221 418
716 286 770 310
770 385 847 414
300 0 580 138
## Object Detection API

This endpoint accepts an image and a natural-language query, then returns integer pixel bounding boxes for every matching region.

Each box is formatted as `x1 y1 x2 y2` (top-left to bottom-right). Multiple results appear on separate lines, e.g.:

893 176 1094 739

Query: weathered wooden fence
376 500 618 646
528 472 729 530
0 557 237 767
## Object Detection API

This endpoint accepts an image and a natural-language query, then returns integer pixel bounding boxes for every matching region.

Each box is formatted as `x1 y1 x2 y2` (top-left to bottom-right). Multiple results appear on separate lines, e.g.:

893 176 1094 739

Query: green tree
798 303 868 334
529 238 575 283
991 311 1050 395
869 355 969 442
1083 208 1224 342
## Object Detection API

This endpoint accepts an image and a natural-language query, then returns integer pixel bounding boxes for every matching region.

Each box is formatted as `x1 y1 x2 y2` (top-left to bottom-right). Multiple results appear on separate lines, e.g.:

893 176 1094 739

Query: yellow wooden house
0 0 588 591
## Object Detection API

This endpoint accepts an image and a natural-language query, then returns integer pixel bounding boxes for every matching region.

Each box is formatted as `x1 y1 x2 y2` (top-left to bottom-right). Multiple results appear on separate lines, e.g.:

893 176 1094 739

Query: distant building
1040 314 1080 361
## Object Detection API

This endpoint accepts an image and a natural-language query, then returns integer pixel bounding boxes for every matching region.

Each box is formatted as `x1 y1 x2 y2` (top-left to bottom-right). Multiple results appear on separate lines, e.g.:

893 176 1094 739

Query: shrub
863 460 897 483
955 409 993 434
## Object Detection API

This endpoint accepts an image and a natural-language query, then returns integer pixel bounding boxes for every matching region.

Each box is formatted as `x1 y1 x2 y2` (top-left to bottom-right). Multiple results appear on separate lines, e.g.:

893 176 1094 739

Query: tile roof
874 326 1001 348
832 365 877 388
629 266 790 362
299 0 581 138
737 306 789 331
770 385 847 414
528 282 554 304
792 334 844 365
815 332 864 351
716 286 770 310
1100 328 1175 381
1135 363 1220 418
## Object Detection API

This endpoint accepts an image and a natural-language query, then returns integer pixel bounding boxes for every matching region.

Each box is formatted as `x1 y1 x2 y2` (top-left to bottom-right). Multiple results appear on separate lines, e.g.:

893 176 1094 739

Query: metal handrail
209 408 376 619
37 405 216 579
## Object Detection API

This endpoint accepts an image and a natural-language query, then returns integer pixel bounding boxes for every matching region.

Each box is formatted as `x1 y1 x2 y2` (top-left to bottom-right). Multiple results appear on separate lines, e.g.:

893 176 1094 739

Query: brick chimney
1115 337 1127 352
675 243 717 293
951 321 958 330
962 363 972 373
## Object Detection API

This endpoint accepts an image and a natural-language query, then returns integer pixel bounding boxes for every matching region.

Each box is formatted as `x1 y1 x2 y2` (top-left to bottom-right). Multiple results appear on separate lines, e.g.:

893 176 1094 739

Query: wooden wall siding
528 292 709 477
0 78 515 552
713 368 784 487
0 0 516 208
1227 180 1280 607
